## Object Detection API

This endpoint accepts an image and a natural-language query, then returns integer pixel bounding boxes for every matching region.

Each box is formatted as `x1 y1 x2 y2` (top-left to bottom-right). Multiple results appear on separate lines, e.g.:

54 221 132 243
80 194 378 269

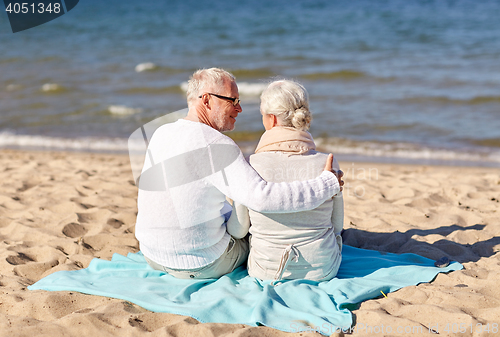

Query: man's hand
335 169 344 193
323 153 344 192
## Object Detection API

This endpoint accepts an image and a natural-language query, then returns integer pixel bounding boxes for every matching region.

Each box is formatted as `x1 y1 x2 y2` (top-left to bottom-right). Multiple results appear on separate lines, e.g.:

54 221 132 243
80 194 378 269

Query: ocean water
1 0 500 166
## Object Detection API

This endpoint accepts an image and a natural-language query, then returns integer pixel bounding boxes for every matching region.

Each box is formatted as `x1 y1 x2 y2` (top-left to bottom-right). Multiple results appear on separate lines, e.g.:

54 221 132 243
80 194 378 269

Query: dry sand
0 148 499 336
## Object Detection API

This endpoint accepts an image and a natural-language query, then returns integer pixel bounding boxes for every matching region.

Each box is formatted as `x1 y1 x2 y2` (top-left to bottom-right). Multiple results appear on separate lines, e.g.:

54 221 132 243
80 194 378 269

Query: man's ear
201 94 211 109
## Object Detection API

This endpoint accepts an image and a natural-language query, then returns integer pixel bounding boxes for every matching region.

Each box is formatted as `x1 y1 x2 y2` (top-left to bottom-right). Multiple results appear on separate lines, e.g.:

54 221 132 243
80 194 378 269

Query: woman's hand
324 153 344 192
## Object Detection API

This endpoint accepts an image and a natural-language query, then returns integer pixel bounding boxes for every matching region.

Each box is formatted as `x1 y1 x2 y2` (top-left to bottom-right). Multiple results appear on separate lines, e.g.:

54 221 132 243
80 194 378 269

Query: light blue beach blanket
29 246 462 335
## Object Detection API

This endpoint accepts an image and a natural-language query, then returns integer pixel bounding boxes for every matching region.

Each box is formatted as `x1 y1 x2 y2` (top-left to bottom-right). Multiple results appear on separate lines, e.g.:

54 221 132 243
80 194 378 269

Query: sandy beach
0 148 499 336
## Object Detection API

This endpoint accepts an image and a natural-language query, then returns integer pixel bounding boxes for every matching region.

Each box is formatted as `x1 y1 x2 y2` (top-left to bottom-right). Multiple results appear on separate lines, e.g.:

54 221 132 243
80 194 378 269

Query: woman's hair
260 79 312 131
186 68 236 106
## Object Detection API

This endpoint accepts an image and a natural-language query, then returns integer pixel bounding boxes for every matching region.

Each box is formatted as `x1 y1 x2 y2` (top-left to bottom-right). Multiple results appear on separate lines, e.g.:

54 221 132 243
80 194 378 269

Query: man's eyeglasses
199 93 241 106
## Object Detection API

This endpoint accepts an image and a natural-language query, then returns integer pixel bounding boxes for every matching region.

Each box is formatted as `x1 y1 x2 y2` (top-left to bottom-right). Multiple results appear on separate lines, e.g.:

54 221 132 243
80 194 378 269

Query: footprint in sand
6 252 35 265
107 218 124 229
17 182 36 192
62 223 88 238
128 317 148 332
76 210 113 224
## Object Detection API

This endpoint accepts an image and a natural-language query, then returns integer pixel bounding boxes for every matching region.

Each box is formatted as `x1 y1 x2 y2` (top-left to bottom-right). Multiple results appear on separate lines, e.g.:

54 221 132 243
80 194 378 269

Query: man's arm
209 140 342 213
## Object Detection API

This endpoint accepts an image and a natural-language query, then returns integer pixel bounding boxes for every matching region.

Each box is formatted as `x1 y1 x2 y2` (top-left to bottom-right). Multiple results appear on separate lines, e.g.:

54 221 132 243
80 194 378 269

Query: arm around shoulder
211 138 341 213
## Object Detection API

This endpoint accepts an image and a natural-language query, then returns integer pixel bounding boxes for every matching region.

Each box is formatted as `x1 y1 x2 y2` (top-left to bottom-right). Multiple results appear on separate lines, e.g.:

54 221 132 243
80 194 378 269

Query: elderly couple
135 68 344 284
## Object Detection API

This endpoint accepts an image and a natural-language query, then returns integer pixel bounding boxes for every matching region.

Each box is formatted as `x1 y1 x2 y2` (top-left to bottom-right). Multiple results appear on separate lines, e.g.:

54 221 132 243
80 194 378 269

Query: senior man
135 68 343 279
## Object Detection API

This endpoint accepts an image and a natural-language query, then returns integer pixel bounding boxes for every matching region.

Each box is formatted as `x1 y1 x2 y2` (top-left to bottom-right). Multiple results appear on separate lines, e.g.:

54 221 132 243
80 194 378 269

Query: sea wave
0 131 130 152
402 96 500 105
134 63 186 74
0 57 22 64
227 131 500 165
1 110 189 152
6 84 23 91
228 68 276 78
116 85 183 95
237 82 268 96
41 83 66 93
316 137 500 165
135 62 158 72
299 70 394 82
2 131 499 167
470 138 500 148
108 105 143 115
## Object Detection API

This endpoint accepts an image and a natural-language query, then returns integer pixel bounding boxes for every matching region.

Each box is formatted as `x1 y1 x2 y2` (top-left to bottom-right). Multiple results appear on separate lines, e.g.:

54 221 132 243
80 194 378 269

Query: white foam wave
6 84 22 91
237 82 267 96
316 137 500 165
179 81 188 92
179 81 266 96
2 131 498 167
0 110 188 154
0 131 132 152
135 62 158 72
41 83 63 92
108 105 143 115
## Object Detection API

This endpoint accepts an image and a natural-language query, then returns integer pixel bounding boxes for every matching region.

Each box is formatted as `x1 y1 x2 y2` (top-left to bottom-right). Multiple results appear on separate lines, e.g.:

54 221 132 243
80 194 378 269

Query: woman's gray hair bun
291 106 312 130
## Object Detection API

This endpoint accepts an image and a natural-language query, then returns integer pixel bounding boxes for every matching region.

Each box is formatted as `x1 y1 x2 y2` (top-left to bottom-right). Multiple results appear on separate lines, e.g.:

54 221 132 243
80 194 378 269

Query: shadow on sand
342 224 500 264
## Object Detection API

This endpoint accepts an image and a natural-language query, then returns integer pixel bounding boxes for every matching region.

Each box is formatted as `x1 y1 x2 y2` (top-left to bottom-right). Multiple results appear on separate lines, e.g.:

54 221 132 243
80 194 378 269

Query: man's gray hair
260 79 312 131
186 68 236 106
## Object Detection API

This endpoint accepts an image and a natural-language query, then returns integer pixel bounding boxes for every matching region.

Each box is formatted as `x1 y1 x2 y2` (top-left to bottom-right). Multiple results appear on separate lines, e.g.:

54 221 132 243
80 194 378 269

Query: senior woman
241 79 344 283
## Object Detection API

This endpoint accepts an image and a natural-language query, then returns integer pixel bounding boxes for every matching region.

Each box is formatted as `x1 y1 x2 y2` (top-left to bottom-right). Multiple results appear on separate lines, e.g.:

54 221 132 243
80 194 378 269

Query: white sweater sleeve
207 137 340 213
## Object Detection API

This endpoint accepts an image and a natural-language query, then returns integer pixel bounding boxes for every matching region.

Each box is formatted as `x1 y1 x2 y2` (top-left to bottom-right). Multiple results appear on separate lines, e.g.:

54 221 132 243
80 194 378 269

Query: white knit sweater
135 119 340 269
